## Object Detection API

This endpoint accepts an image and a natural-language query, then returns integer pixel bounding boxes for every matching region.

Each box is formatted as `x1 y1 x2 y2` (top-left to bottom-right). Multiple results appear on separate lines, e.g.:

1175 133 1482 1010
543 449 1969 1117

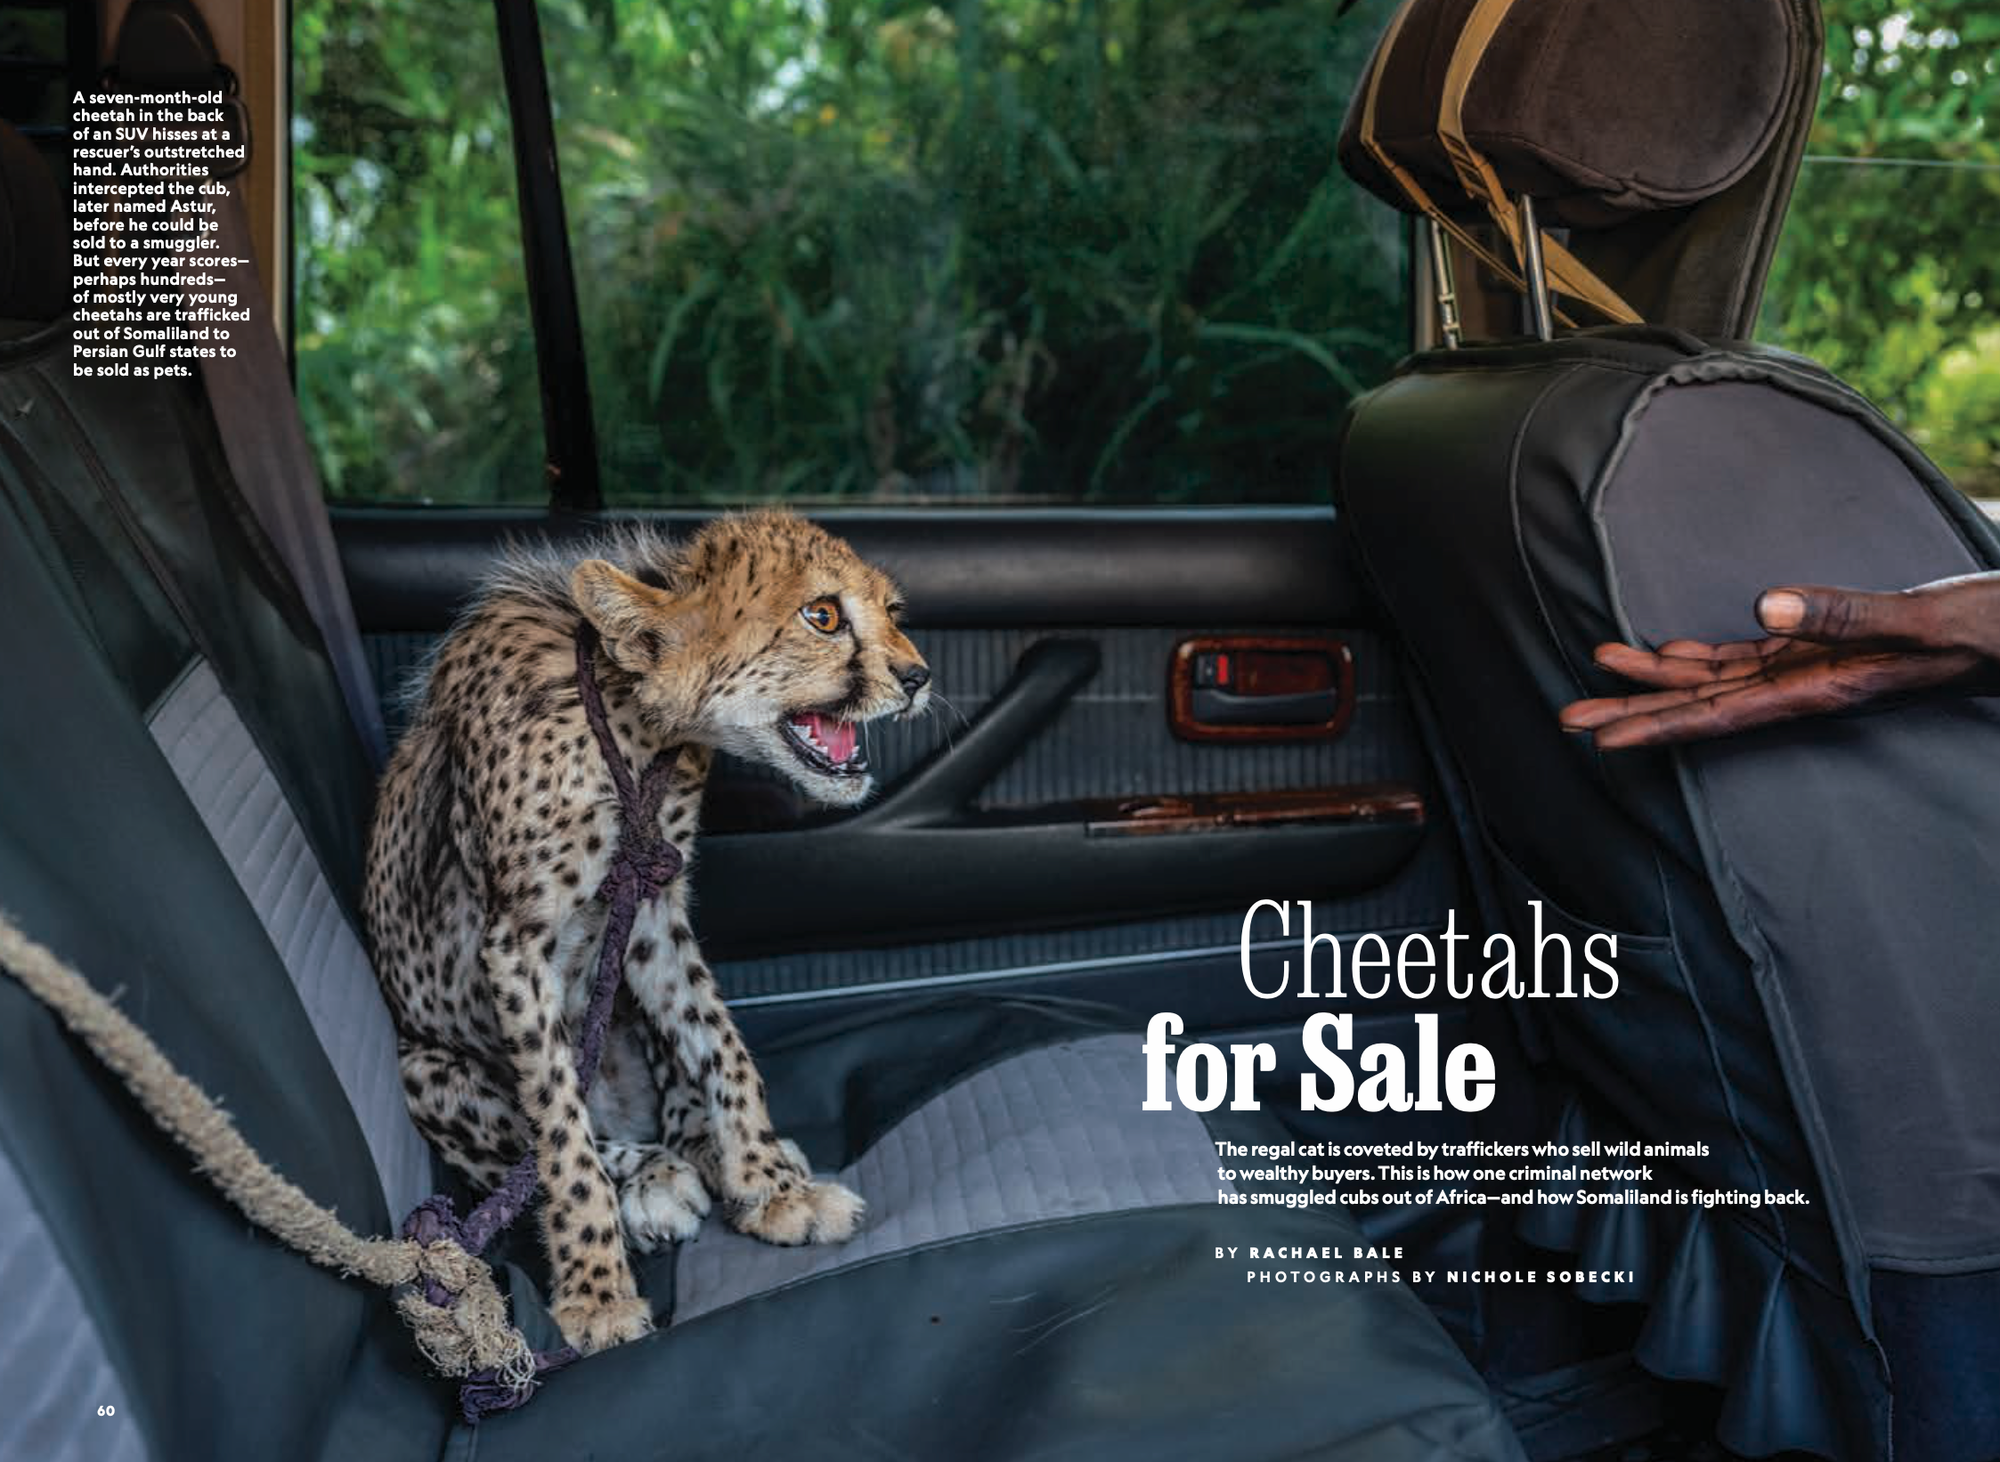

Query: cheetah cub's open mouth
779 710 869 777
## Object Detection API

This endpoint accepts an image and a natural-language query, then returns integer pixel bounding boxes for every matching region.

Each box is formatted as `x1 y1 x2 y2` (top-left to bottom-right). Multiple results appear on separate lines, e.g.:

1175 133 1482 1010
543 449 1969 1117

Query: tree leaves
1763 0 2000 493
294 0 1405 504
291 0 1995 503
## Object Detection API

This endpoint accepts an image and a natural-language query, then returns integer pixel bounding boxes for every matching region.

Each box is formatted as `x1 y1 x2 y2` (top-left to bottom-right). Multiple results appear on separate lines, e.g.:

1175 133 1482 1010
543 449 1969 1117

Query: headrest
115 0 227 90
108 0 252 177
1338 0 1803 230
0 121 64 324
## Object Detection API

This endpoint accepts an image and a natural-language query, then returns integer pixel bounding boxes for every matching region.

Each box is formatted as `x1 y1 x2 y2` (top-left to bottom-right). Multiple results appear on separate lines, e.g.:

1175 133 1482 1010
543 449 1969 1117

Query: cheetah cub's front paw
731 1176 866 1247
551 1293 653 1355
621 1151 712 1253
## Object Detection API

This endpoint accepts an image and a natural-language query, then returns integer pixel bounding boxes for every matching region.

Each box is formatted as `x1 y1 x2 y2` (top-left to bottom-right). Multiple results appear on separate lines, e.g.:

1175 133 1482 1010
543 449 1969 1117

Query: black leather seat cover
1337 327 2000 1461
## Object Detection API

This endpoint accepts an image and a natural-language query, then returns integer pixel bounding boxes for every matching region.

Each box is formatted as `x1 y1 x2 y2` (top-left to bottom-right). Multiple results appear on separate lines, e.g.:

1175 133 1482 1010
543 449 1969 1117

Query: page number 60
97 1405 116 1417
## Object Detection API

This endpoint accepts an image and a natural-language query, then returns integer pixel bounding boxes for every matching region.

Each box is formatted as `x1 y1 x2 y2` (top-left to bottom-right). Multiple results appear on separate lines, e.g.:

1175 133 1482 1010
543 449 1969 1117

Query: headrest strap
1436 0 1640 324
1356 0 1575 326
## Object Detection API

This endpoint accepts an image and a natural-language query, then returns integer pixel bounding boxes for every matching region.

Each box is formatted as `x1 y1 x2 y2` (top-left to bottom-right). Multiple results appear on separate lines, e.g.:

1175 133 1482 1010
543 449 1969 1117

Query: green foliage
293 0 1999 504
1918 328 2000 489
291 0 544 502
1759 1 2000 494
294 0 1406 504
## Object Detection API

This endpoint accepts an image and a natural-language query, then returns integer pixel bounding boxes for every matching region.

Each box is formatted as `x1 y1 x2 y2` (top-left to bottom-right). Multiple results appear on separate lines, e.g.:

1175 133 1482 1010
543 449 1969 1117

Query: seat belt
111 0 389 766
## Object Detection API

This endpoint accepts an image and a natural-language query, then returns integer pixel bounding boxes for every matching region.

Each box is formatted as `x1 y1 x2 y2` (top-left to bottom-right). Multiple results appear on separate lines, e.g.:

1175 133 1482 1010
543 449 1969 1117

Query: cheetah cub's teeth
778 711 869 776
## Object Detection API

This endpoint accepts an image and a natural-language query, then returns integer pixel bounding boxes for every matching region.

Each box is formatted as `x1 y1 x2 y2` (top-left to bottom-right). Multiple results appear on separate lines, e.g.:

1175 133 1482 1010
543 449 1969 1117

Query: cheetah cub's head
570 511 929 808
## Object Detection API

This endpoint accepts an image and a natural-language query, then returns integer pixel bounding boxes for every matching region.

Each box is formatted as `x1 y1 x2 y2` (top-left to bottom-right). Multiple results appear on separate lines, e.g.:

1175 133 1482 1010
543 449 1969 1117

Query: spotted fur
364 511 930 1354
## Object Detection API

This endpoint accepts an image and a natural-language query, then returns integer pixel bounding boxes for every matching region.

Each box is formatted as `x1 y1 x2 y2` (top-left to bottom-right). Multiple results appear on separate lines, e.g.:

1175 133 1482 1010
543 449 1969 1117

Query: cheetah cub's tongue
791 711 857 764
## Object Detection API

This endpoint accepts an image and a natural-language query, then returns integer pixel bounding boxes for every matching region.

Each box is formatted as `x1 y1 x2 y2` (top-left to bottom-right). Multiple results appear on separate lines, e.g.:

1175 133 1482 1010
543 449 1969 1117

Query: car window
0 3 89 175
296 2 2000 511
293 0 1410 508
291 0 546 505
1760 2 1999 498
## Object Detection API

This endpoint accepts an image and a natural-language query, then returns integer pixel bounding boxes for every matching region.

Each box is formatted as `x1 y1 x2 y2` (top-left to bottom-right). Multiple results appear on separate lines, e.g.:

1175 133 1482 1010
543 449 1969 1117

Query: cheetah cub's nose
896 663 931 697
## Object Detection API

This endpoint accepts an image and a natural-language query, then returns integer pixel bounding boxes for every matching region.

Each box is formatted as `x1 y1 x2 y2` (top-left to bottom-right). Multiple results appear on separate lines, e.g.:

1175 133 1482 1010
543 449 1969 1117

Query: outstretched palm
1560 576 2000 749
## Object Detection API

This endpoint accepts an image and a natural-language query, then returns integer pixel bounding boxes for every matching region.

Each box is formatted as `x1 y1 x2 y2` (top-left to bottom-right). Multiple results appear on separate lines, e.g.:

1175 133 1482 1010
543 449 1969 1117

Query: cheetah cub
364 510 930 1354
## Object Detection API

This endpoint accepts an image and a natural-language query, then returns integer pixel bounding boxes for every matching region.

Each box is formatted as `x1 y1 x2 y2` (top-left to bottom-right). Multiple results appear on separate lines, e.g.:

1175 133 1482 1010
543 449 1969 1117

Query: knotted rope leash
0 911 532 1390
0 622 683 1425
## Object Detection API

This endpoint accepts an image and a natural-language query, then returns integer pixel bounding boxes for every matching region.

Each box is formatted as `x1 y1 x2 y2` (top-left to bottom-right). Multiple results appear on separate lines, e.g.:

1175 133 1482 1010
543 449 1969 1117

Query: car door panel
334 505 1459 1043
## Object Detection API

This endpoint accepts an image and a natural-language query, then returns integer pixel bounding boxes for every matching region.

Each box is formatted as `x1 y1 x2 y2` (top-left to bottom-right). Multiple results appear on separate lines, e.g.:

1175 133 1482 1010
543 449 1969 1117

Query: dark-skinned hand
1559 572 2000 749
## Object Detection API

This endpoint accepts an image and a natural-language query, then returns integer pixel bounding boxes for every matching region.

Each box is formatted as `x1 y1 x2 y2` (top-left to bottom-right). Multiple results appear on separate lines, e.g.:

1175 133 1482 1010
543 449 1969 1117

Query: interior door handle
1190 684 1340 727
1169 635 1355 742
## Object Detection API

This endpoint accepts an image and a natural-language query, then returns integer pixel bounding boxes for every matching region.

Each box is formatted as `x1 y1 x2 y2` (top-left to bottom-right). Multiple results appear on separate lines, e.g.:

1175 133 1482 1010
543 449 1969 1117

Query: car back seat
0 112 1526 1462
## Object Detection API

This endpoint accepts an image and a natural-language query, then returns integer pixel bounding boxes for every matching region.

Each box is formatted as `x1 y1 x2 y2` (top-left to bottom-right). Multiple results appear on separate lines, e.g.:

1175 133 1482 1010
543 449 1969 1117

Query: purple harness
400 623 684 1422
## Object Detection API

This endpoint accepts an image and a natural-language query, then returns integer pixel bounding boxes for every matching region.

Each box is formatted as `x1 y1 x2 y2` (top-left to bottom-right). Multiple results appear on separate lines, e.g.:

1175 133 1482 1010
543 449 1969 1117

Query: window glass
0 8 69 133
293 0 547 504
544 0 1408 506
0 4 83 194
1760 3 1999 497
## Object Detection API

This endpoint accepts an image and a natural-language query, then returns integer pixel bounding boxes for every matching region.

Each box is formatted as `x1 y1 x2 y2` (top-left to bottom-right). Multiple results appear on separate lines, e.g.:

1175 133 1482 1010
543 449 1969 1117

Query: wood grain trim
1167 634 1356 743
1084 784 1423 838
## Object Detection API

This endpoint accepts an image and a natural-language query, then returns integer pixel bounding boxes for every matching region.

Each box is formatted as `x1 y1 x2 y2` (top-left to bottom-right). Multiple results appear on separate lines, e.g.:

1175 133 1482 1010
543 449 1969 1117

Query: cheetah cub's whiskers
364 510 931 1355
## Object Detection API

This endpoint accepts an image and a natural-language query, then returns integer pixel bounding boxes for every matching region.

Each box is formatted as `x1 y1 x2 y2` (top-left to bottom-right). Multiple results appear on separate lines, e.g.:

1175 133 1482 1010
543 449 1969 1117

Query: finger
1758 585 1941 647
1561 697 1628 731
1588 650 1961 748
1566 661 1790 726
1590 677 1830 748
1655 636 1789 663
1562 684 1720 730
1592 642 1771 688
1590 644 1718 688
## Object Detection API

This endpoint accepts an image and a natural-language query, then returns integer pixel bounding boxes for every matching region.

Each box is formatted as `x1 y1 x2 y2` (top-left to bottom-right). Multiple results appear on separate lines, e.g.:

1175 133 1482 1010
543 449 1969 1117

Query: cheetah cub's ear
570 559 702 677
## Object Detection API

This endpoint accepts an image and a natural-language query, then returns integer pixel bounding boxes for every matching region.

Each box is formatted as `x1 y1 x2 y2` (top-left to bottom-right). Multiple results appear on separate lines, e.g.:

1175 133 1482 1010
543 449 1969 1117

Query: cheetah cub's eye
800 598 843 635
